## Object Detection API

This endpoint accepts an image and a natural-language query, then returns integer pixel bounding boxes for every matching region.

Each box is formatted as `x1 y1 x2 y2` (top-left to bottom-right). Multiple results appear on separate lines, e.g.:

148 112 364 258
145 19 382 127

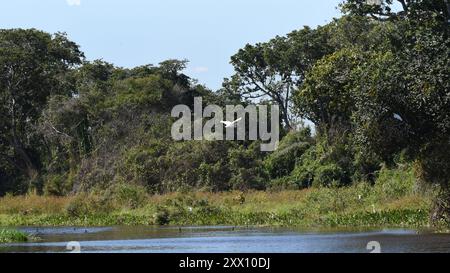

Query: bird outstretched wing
221 118 242 128
393 113 403 122
232 118 242 124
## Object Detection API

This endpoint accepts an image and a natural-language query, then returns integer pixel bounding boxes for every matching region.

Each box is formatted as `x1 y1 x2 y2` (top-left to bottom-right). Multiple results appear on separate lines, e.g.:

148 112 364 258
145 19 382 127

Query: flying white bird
220 118 242 128
393 113 403 122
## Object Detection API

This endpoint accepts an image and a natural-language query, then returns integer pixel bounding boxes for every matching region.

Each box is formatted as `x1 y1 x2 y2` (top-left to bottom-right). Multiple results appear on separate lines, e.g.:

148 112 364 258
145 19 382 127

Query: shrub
314 164 345 187
228 143 268 191
121 143 167 191
264 129 312 179
373 165 416 200
108 183 148 209
65 194 90 217
291 164 315 189
268 176 300 191
154 206 170 225
290 147 318 188
0 229 29 243
43 174 72 196
65 192 114 217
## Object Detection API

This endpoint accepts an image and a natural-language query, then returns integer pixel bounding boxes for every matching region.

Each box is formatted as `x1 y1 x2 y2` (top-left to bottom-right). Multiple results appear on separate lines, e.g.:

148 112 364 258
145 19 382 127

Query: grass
0 187 432 228
0 166 437 229
0 228 31 243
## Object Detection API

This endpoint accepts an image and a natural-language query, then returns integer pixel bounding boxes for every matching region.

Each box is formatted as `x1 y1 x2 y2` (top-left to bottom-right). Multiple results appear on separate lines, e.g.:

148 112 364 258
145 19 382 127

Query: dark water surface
1 226 450 253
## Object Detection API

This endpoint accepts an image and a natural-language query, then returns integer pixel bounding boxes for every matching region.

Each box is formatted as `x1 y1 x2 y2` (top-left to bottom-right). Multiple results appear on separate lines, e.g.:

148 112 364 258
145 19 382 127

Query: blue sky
1 0 342 90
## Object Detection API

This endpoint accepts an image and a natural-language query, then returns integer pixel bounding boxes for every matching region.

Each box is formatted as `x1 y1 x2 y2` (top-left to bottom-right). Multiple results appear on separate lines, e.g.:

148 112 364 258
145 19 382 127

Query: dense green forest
0 0 449 224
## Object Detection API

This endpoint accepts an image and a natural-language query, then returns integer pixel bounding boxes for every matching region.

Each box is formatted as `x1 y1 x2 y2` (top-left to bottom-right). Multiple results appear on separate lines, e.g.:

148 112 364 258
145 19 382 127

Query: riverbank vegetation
1 0 449 228
0 228 32 243
0 164 436 228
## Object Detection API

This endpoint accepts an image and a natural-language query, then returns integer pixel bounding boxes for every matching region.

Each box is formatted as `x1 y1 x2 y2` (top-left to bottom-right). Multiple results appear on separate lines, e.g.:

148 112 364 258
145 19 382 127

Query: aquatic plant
0 228 29 243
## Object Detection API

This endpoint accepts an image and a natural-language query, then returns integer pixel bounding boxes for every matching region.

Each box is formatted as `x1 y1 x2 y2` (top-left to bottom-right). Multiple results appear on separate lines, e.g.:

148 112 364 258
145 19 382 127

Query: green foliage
0 29 83 192
224 25 333 128
0 228 30 243
154 206 171 225
120 142 168 192
290 148 317 188
289 131 355 188
341 0 449 31
1 0 449 225
323 209 428 227
268 176 299 191
65 183 148 217
43 174 72 196
314 165 345 187
227 142 268 191
65 192 114 217
352 29 450 183
294 47 364 127
107 183 148 210
0 171 431 227
264 128 312 179
374 165 416 200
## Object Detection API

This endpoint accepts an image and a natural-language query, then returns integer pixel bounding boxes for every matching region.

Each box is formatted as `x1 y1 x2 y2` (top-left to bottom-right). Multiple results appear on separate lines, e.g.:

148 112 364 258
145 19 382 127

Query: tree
0 29 83 190
158 59 191 88
224 26 332 129
294 48 365 131
352 29 450 222
341 0 449 22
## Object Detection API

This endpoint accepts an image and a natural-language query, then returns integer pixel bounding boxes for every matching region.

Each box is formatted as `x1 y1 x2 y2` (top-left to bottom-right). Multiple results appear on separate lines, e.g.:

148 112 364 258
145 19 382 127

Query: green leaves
294 47 365 127
226 26 333 128
0 29 83 192
1 0 448 205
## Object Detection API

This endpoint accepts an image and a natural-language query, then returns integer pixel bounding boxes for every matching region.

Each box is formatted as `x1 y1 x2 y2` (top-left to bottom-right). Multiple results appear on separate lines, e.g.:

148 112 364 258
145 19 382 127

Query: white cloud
193 66 209 73
66 0 81 6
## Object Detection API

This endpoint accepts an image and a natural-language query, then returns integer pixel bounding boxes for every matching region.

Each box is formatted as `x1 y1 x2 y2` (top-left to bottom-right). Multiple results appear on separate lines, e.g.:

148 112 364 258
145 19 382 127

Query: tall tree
352 26 450 222
0 29 83 189
224 26 332 129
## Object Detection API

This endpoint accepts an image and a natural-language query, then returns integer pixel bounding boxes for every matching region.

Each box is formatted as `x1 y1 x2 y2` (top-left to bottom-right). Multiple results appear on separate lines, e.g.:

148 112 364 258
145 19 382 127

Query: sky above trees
0 0 342 90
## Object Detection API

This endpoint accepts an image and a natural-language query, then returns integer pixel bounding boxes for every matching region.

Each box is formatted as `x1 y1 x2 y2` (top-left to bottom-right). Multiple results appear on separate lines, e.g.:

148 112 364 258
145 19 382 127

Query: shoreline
0 188 433 229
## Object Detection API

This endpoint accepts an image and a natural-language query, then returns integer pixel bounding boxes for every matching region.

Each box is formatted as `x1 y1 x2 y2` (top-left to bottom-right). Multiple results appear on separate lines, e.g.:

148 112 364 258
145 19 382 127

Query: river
1 226 450 253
